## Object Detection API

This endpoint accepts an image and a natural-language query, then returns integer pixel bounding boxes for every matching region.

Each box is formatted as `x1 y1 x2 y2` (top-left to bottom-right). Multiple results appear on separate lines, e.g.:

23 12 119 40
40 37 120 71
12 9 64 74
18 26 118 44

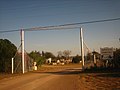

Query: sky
0 0 120 56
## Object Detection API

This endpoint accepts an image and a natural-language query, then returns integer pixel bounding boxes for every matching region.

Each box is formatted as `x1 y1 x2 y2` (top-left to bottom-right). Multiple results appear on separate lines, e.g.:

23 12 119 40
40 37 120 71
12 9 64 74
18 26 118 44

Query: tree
86 52 92 61
42 51 45 56
57 51 63 60
57 51 63 58
113 48 120 68
72 55 81 63
63 50 71 59
44 52 55 59
92 51 100 60
29 51 45 66
0 39 17 72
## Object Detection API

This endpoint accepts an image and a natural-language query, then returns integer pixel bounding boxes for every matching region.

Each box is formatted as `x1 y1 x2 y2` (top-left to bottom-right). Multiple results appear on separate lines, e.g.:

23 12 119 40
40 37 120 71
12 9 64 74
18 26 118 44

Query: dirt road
0 65 81 90
0 64 120 90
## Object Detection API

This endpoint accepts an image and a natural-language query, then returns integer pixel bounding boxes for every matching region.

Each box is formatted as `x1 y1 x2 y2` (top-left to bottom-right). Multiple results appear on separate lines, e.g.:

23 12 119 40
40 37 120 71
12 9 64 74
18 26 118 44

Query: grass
79 66 120 89
84 65 120 73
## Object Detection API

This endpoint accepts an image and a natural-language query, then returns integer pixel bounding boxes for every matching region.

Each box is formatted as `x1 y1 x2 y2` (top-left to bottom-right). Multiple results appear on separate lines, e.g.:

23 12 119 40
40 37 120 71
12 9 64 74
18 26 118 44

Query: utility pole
21 30 25 74
80 27 85 70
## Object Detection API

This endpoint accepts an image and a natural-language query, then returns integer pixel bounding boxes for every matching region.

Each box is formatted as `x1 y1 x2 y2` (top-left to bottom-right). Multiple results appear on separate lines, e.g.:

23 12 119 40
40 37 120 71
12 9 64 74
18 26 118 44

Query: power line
18 17 120 31
0 17 120 33
0 30 19 33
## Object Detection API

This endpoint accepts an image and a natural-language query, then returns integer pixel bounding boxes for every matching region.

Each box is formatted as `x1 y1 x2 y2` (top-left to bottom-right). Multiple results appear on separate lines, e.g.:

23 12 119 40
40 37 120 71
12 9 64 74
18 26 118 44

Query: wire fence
12 44 33 73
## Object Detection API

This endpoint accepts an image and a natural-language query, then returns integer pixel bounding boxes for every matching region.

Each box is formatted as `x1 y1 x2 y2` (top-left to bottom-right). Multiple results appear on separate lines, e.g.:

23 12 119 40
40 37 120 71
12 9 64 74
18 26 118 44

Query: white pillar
21 30 25 74
12 58 14 74
94 54 96 65
80 28 85 70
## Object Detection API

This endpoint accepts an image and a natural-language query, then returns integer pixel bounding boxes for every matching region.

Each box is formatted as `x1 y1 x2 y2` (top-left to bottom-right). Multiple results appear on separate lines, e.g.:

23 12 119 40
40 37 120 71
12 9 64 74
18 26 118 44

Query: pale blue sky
0 0 120 55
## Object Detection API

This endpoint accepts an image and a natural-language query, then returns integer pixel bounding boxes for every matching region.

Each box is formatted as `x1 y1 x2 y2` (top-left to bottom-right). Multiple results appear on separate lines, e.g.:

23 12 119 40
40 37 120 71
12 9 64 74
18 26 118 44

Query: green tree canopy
72 55 81 63
29 51 45 66
0 39 17 72
44 52 55 59
113 48 120 68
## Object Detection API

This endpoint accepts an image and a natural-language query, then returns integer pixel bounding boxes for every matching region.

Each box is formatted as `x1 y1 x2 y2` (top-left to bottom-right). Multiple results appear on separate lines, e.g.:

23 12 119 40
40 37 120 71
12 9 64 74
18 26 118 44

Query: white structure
12 58 14 74
93 54 96 65
57 60 60 64
46 58 52 64
33 62 37 70
52 63 57 65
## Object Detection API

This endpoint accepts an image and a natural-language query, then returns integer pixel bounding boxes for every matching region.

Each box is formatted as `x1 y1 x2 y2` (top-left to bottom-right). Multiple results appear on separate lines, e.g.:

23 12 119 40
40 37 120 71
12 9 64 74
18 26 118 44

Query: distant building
46 58 52 64
100 47 115 60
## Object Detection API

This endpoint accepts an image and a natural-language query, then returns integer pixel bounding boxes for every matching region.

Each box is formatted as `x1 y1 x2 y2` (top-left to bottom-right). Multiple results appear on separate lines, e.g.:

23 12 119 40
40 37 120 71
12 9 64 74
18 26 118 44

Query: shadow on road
33 67 120 78
33 68 82 75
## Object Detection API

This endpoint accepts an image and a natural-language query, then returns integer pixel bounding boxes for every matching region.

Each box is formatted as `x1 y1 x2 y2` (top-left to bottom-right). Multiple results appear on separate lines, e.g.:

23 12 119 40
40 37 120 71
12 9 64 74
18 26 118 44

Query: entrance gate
18 27 85 74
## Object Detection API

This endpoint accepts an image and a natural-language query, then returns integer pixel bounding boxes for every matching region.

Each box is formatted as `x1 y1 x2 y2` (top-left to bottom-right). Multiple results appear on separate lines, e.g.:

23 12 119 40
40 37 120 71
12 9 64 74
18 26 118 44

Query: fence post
12 58 14 74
